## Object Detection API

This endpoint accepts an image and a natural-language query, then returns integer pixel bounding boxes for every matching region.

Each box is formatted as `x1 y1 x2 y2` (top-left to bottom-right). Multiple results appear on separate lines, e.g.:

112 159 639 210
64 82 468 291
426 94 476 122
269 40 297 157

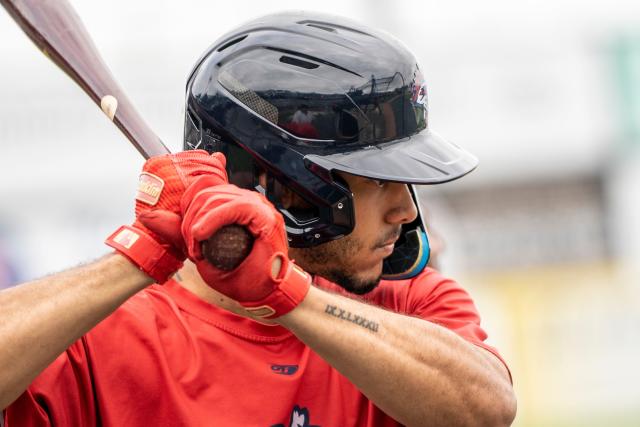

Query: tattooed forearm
325 304 379 332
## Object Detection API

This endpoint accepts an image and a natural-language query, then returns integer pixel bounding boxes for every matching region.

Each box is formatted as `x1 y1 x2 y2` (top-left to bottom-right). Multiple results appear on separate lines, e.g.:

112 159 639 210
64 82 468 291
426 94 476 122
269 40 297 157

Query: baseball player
0 12 516 427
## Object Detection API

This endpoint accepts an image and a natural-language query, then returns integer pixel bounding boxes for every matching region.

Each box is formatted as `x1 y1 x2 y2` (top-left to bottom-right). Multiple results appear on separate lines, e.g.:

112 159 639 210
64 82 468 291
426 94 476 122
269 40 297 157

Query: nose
384 184 418 225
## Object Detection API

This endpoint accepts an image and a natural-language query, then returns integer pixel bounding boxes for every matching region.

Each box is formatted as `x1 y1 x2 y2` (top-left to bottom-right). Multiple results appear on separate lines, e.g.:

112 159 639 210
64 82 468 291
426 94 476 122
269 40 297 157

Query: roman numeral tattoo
324 304 379 333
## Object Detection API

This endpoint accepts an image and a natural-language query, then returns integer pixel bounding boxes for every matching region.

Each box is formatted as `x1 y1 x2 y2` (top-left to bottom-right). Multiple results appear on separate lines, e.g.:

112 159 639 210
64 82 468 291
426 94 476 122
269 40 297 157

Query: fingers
138 210 184 253
170 150 228 187
181 187 280 260
189 198 276 241
211 152 226 168
181 181 235 215
183 200 276 259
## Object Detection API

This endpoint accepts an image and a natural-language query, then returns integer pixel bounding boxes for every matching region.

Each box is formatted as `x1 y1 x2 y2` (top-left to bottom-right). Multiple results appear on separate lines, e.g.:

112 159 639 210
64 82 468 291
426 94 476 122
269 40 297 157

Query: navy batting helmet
183 11 478 279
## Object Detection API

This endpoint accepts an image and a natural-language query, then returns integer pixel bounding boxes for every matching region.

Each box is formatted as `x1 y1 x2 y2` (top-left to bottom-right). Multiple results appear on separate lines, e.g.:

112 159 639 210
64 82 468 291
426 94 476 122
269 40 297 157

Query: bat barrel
2 0 253 269
1 0 169 158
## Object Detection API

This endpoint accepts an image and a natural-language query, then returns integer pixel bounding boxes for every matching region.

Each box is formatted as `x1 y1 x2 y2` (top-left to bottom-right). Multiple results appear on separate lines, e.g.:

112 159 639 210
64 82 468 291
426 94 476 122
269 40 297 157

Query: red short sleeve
4 339 97 427
404 269 512 382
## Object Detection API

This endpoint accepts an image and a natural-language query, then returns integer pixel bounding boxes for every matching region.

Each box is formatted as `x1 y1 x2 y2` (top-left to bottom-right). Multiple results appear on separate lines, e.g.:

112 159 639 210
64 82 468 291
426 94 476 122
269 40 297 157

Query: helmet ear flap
217 141 260 190
216 145 327 239
262 174 322 228
184 107 224 153
202 130 223 153
183 107 202 150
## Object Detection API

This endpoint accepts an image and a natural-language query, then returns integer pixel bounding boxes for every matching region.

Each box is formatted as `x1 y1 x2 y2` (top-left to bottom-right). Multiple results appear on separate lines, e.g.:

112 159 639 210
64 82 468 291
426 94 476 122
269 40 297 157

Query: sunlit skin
286 173 418 294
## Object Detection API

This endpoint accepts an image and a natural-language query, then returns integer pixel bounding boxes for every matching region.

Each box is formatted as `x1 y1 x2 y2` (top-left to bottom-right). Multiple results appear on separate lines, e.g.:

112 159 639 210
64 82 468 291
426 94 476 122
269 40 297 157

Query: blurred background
1 0 639 425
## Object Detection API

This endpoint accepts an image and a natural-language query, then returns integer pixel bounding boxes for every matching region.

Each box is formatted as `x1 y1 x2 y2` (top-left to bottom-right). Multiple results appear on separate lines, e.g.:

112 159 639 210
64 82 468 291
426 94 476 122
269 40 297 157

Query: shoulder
84 283 188 353
98 283 178 327
371 269 495 353
365 267 467 315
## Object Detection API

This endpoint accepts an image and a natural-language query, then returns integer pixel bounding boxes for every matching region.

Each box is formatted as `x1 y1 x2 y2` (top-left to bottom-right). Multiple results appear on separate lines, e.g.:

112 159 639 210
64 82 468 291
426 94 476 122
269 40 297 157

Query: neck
175 261 278 325
175 261 243 314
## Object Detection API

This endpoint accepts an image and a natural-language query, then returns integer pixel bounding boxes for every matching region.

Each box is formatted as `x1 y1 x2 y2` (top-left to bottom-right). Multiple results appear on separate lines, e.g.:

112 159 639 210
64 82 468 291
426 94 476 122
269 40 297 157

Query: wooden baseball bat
1 0 252 271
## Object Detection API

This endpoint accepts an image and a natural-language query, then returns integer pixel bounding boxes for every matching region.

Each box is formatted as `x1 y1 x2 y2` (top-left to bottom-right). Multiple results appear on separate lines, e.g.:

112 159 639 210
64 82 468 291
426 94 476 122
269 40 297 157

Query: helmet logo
414 83 428 106
410 70 428 107
410 69 428 125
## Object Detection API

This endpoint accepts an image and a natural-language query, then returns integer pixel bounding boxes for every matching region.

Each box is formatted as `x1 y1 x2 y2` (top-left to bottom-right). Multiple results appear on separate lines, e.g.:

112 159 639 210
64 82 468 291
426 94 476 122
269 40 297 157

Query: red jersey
4 268 508 427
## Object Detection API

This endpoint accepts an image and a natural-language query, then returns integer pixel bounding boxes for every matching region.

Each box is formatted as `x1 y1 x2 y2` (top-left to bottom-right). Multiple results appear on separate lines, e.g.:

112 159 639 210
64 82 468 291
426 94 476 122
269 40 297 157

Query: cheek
352 192 387 234
353 193 376 221
333 233 365 259
295 233 384 281
323 234 376 273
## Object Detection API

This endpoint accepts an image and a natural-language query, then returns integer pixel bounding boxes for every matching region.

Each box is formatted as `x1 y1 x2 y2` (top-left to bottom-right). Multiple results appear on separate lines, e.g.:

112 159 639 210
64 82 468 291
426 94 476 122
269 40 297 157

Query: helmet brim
305 130 478 184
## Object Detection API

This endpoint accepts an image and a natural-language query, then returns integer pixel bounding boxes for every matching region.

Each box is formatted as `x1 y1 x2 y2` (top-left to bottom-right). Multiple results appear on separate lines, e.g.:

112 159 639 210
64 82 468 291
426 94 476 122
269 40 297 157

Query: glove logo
136 172 164 206
111 228 140 249
245 305 276 318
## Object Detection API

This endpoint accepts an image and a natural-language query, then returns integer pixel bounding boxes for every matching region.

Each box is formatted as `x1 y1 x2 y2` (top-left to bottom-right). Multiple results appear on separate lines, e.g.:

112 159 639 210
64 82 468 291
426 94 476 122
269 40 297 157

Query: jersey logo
271 405 320 427
271 364 298 375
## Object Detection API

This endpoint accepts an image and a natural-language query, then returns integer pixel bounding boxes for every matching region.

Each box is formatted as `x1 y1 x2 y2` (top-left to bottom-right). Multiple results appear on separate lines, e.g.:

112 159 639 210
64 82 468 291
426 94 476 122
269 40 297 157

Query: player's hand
180 180 311 319
105 150 227 283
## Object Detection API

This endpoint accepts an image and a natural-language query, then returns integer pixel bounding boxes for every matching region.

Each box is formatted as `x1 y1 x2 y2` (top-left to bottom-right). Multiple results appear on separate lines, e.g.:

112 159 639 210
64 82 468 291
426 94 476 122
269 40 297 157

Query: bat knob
202 225 253 271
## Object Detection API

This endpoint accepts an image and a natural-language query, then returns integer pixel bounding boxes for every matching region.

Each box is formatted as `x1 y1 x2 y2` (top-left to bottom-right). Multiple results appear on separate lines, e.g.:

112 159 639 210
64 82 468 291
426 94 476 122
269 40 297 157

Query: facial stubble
291 234 384 295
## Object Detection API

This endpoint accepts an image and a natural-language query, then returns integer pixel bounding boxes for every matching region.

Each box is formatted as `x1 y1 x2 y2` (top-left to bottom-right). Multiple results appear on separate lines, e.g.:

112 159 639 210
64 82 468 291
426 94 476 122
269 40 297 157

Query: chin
330 269 383 295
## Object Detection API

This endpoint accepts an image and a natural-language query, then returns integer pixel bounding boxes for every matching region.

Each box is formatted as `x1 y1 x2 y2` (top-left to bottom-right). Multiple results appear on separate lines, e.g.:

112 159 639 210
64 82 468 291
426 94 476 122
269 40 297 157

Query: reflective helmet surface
184 11 478 279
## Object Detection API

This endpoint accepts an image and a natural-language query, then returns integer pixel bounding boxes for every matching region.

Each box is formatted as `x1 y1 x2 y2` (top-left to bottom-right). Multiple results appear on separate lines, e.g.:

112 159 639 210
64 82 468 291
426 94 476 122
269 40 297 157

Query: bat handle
202 225 254 270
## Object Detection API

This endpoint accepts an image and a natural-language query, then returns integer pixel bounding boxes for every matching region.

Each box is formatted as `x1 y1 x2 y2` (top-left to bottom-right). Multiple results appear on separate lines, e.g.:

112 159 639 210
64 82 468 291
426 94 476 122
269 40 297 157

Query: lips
373 229 401 257
380 237 399 247
375 236 399 256
378 230 401 248
377 243 395 257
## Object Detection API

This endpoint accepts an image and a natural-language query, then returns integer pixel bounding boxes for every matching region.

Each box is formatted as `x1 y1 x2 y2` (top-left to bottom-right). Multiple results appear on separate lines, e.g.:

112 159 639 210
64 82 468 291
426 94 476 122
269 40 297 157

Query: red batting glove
180 179 311 319
105 150 227 284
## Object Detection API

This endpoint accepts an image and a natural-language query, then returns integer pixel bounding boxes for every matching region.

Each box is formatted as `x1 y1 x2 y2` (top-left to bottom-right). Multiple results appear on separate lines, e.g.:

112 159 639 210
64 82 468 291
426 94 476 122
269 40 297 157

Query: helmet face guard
184 12 478 280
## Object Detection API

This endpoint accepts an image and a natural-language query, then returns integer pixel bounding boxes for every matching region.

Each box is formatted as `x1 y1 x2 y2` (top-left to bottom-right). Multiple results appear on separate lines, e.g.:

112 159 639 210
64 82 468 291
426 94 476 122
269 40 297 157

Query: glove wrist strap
105 225 183 284
242 261 311 319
